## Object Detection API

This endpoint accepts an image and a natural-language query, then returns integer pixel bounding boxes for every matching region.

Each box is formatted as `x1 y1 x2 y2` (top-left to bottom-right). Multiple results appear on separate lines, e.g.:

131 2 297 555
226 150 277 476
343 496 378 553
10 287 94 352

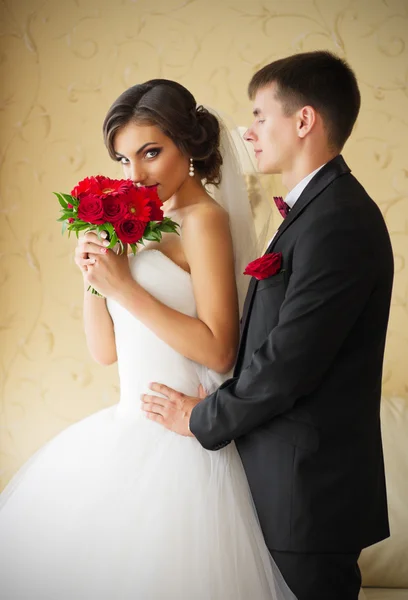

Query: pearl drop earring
189 158 195 177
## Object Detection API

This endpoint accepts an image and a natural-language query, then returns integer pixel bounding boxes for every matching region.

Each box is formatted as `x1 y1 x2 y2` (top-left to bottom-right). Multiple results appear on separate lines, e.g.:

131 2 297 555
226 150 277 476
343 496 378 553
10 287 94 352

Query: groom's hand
141 383 207 437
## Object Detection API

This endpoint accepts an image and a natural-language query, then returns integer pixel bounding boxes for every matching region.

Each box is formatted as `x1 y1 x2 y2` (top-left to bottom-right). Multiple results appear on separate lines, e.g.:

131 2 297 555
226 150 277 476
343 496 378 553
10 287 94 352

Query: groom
142 51 393 599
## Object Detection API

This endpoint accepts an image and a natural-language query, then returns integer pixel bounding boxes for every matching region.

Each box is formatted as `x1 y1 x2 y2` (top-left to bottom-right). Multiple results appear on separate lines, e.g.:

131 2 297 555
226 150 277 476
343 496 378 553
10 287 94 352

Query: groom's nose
243 126 256 143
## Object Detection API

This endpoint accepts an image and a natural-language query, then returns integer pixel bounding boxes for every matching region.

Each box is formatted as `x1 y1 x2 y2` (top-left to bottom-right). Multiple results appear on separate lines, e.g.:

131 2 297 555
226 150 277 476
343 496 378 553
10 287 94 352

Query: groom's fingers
148 382 181 401
141 394 167 409
141 401 163 414
145 411 164 424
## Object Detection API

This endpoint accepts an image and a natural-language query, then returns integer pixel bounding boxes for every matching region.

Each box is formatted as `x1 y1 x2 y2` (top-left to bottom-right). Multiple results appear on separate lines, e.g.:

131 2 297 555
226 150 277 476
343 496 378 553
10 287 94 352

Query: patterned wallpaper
0 0 407 489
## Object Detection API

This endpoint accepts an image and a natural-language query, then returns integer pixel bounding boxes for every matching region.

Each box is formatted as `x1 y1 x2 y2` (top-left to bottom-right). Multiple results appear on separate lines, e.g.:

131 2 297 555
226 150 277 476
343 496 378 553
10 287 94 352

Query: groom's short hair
248 51 361 151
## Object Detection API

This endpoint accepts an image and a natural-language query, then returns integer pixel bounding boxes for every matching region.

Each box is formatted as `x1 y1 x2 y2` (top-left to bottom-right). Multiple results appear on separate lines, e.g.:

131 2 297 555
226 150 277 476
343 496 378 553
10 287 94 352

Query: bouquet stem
87 285 104 298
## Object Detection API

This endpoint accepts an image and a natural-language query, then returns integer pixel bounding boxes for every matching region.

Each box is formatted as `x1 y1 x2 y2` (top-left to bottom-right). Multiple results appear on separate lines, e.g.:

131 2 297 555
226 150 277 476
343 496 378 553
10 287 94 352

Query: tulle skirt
0 405 295 599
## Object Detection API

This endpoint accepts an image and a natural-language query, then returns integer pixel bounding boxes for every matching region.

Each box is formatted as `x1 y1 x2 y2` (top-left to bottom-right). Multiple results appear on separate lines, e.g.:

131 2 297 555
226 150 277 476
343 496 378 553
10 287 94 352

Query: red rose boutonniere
55 175 179 295
243 252 283 280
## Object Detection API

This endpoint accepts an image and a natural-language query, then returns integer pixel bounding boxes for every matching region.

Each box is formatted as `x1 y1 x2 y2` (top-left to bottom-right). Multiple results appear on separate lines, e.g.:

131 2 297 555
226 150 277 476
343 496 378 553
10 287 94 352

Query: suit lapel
266 155 350 253
235 155 351 375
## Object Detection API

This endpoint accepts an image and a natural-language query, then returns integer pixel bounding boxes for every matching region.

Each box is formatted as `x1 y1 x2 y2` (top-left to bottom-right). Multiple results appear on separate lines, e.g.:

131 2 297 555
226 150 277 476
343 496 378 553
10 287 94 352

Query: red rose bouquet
55 175 179 294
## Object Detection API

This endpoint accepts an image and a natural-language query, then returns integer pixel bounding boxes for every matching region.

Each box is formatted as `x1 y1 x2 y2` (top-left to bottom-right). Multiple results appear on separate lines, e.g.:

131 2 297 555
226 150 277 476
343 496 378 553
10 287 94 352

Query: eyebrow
115 142 159 158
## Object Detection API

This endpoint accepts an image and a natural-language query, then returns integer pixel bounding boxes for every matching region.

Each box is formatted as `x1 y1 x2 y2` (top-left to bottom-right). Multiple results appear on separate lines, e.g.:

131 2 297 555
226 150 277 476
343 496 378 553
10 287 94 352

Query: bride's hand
85 242 134 299
75 232 134 298
74 231 110 276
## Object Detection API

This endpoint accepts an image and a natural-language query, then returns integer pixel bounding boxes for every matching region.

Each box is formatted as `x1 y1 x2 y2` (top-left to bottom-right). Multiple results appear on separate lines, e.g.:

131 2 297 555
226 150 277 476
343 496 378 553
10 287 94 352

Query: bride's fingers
74 255 97 272
81 231 107 245
77 241 110 256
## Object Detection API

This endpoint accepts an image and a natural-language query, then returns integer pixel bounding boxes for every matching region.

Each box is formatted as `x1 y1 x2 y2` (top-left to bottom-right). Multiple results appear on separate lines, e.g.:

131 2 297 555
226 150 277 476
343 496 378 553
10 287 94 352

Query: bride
0 79 295 600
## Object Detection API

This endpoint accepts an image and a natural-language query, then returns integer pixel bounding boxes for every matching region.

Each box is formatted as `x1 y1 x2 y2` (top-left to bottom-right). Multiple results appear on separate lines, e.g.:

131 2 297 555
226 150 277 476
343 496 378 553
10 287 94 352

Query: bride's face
113 121 190 201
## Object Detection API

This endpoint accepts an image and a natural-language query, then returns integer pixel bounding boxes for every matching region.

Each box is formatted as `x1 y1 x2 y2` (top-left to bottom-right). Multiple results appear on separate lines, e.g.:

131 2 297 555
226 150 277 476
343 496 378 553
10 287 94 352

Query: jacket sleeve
190 210 377 450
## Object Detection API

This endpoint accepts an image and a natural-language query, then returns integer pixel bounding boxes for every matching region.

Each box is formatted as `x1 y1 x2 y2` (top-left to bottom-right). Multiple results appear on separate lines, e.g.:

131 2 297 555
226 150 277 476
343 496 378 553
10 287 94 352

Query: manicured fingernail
103 240 110 246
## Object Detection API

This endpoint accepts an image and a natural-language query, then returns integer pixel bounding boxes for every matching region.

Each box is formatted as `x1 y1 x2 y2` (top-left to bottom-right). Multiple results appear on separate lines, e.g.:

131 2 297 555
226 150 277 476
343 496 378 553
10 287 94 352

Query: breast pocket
256 271 286 292
254 272 287 335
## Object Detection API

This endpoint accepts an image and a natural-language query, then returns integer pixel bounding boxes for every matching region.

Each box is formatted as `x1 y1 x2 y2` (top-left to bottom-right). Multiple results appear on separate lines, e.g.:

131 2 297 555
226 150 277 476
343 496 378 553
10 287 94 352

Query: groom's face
244 83 298 175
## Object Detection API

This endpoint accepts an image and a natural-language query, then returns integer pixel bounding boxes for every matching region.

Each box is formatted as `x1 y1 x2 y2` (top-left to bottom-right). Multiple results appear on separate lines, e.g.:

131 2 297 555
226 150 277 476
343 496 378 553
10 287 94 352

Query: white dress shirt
267 163 326 247
284 163 326 209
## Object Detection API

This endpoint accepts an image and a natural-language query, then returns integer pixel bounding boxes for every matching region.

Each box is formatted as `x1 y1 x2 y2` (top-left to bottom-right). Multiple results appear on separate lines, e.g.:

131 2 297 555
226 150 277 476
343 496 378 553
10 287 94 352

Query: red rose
244 252 282 280
115 218 146 244
126 186 151 222
77 194 105 225
103 195 128 223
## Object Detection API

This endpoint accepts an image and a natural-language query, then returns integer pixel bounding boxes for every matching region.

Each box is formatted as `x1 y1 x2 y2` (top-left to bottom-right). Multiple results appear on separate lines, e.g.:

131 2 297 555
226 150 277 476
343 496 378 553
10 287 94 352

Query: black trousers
271 550 362 600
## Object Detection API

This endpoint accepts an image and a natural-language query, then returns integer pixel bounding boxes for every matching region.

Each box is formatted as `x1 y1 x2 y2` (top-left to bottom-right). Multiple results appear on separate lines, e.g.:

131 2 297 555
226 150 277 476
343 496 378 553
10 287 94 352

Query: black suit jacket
190 155 393 552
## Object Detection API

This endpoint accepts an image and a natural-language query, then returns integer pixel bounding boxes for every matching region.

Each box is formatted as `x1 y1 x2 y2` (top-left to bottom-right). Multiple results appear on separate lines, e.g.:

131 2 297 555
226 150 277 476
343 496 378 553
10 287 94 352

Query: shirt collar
285 163 326 209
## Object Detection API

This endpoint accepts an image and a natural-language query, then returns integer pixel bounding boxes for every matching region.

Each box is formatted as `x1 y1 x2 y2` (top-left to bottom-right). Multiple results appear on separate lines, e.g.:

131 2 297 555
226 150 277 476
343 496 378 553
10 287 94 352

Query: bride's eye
144 148 161 160
117 156 130 165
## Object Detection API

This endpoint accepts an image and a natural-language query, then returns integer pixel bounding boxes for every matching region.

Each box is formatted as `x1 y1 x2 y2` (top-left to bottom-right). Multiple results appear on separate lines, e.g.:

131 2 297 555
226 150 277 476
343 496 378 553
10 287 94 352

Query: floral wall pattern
1 0 407 489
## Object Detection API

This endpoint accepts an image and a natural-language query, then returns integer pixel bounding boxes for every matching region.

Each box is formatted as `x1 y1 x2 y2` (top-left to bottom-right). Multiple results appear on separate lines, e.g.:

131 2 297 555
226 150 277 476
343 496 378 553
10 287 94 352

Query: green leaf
61 221 67 235
143 231 162 242
53 192 68 209
158 217 180 234
160 222 178 233
58 211 74 220
61 193 76 204
109 232 119 250
68 222 90 232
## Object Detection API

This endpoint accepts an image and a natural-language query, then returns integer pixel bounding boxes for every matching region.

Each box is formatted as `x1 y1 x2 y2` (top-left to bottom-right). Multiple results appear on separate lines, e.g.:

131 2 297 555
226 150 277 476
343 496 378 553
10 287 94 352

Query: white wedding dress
0 249 295 600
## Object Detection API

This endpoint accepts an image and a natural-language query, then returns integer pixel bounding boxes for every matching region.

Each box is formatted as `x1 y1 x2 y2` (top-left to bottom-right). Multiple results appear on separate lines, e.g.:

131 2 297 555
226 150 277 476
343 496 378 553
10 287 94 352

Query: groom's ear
296 105 317 138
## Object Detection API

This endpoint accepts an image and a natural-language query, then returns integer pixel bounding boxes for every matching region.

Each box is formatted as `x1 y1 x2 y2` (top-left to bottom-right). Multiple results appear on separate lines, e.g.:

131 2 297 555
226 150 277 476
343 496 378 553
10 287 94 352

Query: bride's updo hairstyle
103 79 223 186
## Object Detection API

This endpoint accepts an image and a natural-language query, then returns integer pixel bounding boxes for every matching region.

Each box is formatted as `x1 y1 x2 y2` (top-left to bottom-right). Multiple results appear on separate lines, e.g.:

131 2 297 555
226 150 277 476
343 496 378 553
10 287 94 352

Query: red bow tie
273 196 290 218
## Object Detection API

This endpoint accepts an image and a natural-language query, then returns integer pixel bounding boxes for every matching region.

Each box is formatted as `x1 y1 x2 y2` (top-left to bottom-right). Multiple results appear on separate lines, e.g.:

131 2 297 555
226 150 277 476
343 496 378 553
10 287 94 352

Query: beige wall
1 0 407 489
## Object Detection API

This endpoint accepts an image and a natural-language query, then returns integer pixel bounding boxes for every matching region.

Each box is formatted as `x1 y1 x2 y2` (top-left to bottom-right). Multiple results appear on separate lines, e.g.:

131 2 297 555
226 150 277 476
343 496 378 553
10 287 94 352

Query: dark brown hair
248 51 361 151
103 79 222 185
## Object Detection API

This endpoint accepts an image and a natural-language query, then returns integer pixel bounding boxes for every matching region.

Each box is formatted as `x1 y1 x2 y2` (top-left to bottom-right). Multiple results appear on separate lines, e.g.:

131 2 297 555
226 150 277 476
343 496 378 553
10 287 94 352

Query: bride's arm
75 232 118 366
82 288 117 365
113 204 239 373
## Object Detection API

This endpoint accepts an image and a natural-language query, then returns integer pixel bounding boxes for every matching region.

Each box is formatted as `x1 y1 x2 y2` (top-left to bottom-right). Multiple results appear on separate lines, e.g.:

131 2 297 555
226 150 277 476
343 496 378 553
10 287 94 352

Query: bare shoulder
181 198 229 237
